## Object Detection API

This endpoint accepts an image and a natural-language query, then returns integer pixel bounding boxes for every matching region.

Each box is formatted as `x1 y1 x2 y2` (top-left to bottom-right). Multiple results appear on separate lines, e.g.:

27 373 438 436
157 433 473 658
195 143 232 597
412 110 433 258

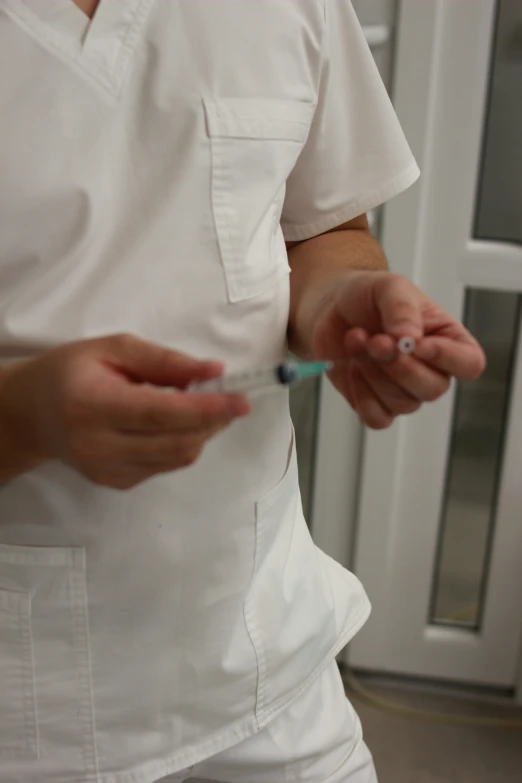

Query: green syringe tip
293 360 334 381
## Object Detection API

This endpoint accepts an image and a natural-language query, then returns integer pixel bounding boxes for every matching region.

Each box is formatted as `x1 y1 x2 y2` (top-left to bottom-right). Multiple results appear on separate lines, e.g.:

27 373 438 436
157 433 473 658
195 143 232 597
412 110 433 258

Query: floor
344 671 522 783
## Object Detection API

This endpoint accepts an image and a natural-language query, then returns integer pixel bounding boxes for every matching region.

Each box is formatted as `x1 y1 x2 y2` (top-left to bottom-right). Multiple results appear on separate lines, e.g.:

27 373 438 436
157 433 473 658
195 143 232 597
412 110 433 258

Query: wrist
289 271 362 359
0 362 50 481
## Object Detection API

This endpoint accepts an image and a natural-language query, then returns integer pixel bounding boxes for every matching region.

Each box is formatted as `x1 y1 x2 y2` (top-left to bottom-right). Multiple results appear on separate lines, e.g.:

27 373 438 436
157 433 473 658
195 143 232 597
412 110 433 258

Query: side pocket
0 544 97 778
0 589 38 759
244 431 338 718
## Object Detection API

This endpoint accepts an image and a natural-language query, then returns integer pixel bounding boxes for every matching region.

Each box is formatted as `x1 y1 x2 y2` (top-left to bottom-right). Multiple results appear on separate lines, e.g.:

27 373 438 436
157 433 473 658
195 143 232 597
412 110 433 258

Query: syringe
189 359 334 396
189 337 417 397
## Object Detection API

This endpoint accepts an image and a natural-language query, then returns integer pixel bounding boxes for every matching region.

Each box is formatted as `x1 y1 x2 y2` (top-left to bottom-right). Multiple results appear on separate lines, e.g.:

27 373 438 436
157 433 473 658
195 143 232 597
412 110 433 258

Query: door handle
362 24 391 49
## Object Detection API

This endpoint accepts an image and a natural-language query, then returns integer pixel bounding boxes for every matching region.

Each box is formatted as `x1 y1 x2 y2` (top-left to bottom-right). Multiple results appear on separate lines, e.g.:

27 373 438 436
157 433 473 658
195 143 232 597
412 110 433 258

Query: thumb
375 275 424 341
100 334 223 389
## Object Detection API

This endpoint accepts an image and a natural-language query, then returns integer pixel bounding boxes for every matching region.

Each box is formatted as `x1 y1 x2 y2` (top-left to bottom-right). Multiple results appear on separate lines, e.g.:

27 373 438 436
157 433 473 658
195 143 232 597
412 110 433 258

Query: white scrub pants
158 661 378 783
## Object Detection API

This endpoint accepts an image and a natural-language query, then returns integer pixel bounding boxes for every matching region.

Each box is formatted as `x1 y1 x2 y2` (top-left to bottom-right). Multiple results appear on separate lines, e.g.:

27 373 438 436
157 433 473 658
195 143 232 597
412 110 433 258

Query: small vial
398 336 416 355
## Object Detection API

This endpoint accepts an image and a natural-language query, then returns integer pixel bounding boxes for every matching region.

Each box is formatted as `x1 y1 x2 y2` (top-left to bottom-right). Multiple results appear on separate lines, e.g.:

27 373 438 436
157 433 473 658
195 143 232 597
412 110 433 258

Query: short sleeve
281 0 420 242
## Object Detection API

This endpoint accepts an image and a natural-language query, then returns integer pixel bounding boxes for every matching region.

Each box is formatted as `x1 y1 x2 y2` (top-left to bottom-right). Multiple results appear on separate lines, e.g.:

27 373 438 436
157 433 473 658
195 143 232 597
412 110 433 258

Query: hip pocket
0 589 37 759
244 431 338 717
204 98 314 303
0 544 96 776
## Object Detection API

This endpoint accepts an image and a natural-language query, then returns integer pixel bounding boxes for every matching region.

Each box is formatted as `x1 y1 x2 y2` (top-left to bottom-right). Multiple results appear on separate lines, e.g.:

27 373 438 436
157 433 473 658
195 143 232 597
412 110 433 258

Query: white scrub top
0 1 419 782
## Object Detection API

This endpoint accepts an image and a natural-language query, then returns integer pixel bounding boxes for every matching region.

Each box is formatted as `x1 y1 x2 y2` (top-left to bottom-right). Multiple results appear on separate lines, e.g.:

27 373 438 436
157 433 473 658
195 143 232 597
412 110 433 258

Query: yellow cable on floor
342 668 522 730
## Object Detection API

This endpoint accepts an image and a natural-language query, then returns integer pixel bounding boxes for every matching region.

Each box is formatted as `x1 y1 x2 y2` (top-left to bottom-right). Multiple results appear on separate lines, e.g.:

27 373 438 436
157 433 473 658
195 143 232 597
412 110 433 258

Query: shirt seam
88 596 371 783
1 0 145 101
281 163 420 241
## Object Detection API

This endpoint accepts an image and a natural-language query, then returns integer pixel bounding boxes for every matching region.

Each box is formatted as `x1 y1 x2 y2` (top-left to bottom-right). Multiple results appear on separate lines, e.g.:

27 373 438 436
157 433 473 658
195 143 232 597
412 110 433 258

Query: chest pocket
204 98 314 303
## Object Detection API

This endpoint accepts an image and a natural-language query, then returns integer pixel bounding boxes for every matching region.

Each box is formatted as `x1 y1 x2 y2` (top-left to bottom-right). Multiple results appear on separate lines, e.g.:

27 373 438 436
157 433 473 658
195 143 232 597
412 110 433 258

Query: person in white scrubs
0 1 485 782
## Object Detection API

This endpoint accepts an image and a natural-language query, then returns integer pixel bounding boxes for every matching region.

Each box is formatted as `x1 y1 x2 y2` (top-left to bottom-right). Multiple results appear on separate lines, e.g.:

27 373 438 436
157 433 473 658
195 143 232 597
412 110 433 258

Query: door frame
310 16 398 566
344 0 522 689
517 654 522 705
311 380 362 565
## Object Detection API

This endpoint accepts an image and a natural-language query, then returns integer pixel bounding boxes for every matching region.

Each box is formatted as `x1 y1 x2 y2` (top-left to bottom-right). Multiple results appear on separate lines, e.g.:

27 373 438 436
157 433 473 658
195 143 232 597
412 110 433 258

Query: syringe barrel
189 365 284 395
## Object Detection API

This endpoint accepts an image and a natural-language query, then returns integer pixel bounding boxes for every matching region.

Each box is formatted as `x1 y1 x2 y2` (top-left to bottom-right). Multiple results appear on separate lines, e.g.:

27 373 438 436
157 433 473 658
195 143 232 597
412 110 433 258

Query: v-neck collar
23 0 91 41
1 0 156 100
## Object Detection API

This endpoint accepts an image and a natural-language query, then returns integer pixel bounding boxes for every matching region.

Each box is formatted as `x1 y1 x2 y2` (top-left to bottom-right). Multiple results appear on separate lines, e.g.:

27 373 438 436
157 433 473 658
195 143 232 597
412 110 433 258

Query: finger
365 333 397 363
378 354 451 402
327 359 358 409
123 429 221 466
415 336 486 381
374 275 424 342
88 461 196 491
342 328 369 358
314 317 369 362
351 365 394 430
100 333 224 389
81 429 210 469
357 362 422 417
108 387 250 433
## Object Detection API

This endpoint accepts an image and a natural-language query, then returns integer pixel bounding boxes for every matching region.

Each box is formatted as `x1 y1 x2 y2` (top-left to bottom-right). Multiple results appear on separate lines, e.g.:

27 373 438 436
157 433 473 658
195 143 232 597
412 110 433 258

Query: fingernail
228 402 241 419
369 351 395 364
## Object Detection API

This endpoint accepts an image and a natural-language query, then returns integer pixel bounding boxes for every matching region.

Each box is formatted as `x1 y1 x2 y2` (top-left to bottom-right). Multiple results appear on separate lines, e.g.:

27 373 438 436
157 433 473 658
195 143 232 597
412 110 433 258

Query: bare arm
286 215 388 358
285 214 485 430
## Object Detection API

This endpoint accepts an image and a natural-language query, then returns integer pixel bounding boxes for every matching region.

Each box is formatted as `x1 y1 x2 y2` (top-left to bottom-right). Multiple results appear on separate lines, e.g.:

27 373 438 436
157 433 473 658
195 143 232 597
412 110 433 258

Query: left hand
312 271 486 429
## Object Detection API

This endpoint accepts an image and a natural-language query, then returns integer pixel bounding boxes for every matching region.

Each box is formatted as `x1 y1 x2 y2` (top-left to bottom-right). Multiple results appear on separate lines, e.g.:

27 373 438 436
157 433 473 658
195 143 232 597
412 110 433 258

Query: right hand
0 334 250 489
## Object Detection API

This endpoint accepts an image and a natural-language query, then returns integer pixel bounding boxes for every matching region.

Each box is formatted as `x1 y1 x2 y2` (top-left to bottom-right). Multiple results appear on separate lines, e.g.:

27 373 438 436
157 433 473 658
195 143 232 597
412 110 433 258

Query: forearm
287 221 388 358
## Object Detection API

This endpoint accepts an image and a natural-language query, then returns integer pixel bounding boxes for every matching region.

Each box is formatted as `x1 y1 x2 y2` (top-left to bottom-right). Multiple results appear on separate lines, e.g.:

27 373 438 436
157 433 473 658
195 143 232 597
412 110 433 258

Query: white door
348 0 522 689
